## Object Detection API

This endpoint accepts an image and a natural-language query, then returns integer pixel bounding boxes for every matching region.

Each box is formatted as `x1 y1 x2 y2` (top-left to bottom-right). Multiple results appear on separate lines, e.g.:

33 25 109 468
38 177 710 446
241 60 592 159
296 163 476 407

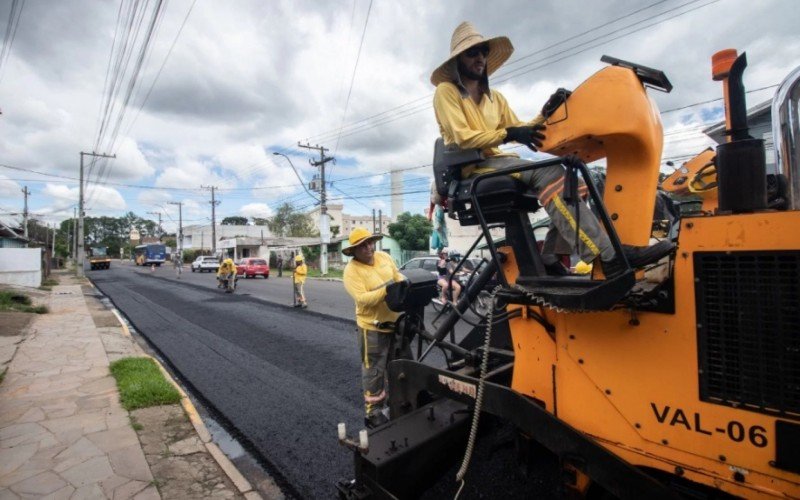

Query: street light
272 152 320 202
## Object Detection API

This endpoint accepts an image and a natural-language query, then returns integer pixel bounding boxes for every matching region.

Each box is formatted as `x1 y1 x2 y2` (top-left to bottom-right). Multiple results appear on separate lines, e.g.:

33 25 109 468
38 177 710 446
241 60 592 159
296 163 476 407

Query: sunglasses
463 44 490 58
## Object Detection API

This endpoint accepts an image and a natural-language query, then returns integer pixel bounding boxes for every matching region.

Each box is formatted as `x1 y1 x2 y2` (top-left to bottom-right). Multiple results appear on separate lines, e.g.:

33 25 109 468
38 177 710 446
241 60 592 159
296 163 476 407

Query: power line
331 0 373 162
0 0 25 84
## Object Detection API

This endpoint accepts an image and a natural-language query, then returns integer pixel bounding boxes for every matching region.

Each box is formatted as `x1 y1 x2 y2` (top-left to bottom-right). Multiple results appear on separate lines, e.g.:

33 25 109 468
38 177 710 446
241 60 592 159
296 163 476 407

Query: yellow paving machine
337 49 800 499
88 246 111 270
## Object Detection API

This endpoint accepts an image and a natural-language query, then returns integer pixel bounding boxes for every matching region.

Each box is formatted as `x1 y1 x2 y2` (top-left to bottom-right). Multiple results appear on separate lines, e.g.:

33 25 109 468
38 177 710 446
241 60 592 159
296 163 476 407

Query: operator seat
432 139 541 225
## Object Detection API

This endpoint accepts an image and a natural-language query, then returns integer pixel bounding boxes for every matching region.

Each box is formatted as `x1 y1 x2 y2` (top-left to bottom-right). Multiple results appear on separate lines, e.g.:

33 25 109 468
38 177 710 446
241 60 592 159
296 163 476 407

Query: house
0 222 27 248
181 224 273 251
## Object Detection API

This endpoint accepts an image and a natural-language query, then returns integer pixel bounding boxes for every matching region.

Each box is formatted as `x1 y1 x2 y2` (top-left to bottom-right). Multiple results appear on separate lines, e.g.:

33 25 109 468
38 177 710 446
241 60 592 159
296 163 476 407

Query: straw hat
294 255 304 262
342 227 383 256
430 21 514 87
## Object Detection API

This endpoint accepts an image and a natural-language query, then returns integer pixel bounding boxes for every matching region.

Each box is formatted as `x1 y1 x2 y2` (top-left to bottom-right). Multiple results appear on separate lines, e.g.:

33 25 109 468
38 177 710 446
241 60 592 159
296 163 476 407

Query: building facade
181 224 273 251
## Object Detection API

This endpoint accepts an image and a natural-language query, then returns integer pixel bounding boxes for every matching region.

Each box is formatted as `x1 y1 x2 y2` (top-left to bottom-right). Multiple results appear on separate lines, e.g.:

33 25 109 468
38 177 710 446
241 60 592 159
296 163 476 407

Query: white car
191 256 220 273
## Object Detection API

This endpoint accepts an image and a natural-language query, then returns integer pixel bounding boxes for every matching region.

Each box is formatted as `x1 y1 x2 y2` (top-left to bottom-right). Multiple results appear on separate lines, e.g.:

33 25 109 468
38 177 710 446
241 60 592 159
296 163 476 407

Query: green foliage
388 212 432 251
267 203 318 237
182 249 202 263
56 212 158 258
109 357 182 411
300 245 320 266
0 292 48 314
221 216 249 225
163 237 177 249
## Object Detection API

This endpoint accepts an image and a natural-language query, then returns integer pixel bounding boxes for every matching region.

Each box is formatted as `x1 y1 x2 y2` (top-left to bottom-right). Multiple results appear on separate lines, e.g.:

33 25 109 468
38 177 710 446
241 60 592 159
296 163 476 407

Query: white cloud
239 203 273 219
0 0 797 220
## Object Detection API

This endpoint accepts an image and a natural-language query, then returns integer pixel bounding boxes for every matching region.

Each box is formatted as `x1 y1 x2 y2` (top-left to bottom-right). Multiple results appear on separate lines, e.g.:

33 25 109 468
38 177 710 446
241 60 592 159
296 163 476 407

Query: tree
388 212 432 251
251 217 268 226
267 203 318 237
222 216 249 225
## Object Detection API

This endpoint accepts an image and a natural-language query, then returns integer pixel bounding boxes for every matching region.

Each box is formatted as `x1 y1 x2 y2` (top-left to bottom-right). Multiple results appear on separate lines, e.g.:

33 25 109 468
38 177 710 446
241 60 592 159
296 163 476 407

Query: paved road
88 260 478 498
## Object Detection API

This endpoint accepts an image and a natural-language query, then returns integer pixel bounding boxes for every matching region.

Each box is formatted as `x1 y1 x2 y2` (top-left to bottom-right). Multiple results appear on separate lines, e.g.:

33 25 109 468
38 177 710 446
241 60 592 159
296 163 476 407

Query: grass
0 291 48 314
109 357 182 411
306 268 344 278
130 415 143 431
39 278 59 291
0 368 6 385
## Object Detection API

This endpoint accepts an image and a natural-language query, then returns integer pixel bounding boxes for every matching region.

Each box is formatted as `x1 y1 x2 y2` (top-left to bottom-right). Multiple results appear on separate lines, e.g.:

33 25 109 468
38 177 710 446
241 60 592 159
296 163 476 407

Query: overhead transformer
336 49 800 499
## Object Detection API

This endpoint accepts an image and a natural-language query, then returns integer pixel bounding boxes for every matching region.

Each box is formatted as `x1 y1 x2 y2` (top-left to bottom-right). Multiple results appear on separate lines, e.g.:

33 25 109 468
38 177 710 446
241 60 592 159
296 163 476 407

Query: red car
236 258 270 279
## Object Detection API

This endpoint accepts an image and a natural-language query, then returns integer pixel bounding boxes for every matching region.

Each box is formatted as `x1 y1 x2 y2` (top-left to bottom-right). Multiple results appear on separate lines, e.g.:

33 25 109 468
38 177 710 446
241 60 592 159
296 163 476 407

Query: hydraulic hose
454 286 501 498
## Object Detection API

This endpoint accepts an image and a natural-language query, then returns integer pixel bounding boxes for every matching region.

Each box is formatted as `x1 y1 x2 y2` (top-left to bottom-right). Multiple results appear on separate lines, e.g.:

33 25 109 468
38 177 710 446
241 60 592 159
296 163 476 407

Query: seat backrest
432 139 483 198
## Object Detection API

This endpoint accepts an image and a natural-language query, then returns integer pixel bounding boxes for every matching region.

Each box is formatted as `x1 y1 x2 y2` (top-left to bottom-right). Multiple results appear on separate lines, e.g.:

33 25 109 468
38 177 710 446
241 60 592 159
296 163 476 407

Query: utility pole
378 209 383 251
147 211 163 239
21 186 30 241
298 142 334 275
372 208 376 233
78 151 115 277
168 201 183 257
201 186 220 254
71 207 76 262
52 223 56 268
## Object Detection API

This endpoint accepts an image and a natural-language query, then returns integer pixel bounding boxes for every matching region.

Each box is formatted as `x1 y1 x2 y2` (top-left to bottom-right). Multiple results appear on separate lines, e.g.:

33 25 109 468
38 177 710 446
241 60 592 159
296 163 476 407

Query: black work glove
385 280 410 312
503 124 546 152
541 87 572 119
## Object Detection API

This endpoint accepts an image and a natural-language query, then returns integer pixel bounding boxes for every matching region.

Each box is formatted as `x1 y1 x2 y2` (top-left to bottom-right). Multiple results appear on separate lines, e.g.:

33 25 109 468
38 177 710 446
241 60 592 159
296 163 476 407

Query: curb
105 288 262 499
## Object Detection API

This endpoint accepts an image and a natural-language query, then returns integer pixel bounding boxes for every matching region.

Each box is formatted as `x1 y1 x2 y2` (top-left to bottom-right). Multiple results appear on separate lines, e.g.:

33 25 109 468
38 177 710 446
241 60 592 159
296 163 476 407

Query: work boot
364 412 389 429
602 240 676 277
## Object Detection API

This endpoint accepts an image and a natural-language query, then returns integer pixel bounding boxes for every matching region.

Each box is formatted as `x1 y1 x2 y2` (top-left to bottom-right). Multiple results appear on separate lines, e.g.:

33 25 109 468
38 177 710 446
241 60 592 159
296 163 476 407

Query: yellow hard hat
295 255 304 262
574 260 593 275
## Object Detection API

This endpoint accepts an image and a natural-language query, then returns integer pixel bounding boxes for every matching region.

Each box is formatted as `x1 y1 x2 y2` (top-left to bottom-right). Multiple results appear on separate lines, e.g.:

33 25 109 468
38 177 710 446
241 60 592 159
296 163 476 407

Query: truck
88 246 111 270
336 49 800 499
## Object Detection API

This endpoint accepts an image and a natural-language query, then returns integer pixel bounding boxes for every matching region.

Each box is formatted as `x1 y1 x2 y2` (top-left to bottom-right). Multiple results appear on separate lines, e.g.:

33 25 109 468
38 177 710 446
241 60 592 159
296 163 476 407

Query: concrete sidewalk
0 280 264 499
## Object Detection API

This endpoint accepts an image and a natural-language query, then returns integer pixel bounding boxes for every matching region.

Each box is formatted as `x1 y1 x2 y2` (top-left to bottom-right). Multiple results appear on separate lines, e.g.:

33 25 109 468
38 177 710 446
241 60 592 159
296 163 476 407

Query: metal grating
695 251 800 419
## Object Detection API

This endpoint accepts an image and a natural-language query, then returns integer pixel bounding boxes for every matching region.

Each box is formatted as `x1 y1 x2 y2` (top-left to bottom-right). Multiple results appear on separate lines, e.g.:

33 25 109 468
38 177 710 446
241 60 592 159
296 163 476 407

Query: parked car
399 256 484 278
236 258 270 279
191 256 220 273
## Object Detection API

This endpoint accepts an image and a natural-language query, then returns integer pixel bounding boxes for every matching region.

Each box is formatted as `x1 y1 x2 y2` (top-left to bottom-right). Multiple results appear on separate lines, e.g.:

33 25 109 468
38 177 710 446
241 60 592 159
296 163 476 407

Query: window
421 259 438 271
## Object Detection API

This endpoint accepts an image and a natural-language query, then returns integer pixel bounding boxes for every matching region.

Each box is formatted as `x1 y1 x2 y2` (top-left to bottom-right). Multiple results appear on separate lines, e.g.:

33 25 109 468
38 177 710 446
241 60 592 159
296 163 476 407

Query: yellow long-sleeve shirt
294 263 307 284
217 259 236 277
343 251 404 332
433 82 543 178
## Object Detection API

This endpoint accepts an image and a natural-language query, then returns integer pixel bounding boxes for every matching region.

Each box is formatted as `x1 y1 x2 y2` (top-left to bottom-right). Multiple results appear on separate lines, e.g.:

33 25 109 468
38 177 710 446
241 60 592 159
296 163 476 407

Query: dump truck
336 50 800 499
88 246 111 270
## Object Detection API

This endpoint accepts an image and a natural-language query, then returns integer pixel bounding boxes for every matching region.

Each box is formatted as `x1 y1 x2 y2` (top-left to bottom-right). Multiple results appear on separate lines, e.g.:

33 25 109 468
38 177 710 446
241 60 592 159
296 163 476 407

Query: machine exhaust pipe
712 50 767 213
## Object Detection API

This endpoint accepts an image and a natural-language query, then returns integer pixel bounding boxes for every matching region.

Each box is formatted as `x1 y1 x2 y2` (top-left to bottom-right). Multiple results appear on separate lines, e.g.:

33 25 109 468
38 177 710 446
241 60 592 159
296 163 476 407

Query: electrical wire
0 0 26 84
331 0 373 165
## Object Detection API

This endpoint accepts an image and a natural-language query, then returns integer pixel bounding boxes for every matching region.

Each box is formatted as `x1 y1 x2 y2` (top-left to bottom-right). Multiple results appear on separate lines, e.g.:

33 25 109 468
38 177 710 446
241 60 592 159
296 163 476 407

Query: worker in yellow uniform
293 254 308 308
216 257 237 289
342 227 410 428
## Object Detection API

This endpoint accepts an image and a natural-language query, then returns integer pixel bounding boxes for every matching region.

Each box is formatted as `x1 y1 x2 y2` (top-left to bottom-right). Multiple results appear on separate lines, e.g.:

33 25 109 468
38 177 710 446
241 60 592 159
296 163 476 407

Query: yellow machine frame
499 62 800 498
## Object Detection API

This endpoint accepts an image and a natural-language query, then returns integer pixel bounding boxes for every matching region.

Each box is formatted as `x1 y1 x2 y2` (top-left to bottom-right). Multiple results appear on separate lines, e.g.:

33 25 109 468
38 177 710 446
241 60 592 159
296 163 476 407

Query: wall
0 248 42 287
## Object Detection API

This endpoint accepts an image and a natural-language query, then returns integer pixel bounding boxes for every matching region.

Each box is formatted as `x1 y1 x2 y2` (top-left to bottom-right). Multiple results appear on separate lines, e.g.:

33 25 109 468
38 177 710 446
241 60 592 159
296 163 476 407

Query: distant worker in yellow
293 255 308 308
343 227 410 428
217 258 236 288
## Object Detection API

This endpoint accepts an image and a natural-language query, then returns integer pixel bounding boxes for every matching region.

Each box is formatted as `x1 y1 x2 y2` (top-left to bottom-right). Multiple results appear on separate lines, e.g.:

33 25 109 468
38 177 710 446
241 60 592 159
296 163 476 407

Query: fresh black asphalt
89 262 554 498
90 264 365 499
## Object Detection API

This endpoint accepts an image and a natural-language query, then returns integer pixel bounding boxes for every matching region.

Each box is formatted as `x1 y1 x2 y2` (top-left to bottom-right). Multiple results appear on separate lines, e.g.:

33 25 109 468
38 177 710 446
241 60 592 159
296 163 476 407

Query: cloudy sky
0 0 797 233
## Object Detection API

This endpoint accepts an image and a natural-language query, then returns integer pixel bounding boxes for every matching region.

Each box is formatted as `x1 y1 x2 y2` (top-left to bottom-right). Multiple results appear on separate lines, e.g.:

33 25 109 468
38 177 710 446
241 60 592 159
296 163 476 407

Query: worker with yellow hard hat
293 254 308 308
343 227 409 429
